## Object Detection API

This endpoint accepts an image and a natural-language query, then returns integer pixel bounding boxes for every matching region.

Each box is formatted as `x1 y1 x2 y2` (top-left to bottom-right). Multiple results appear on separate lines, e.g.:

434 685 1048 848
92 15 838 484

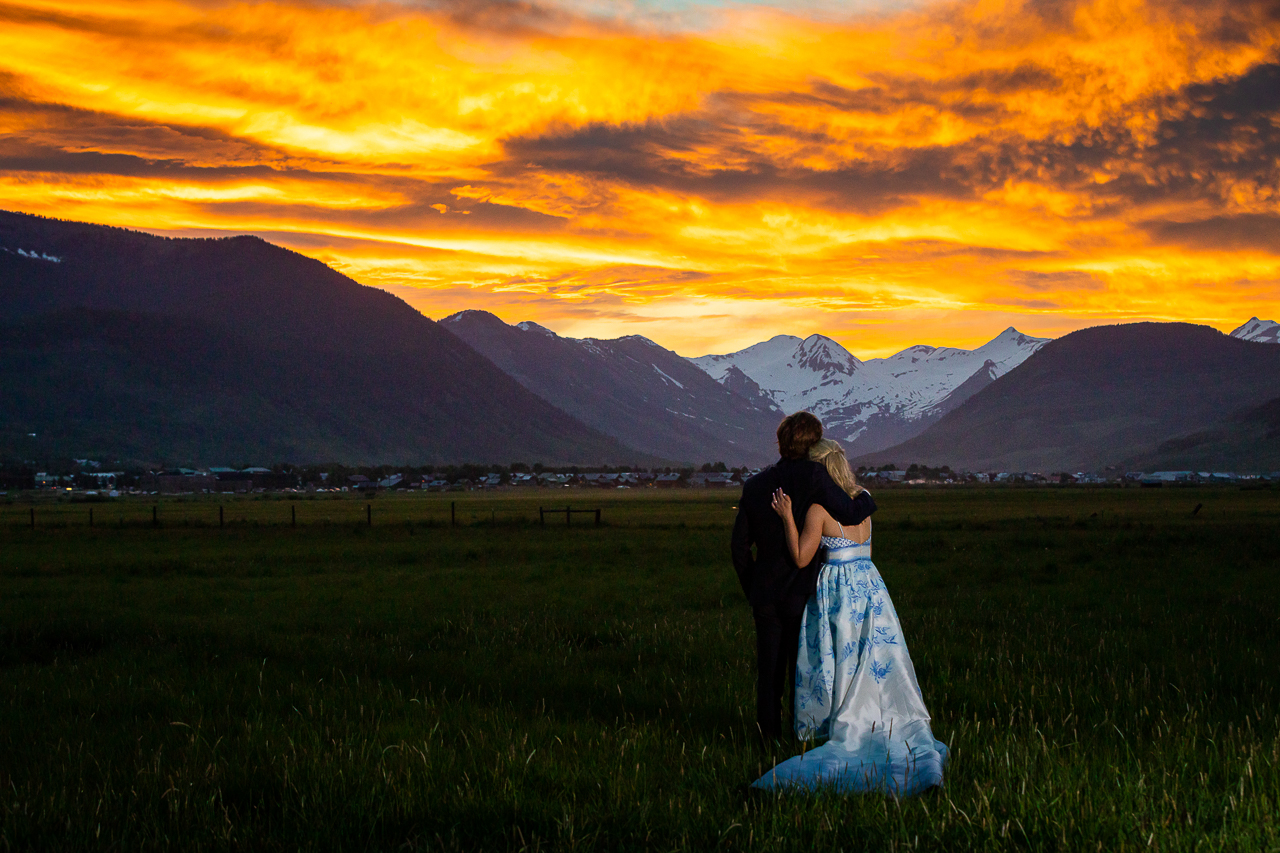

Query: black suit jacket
731 458 877 616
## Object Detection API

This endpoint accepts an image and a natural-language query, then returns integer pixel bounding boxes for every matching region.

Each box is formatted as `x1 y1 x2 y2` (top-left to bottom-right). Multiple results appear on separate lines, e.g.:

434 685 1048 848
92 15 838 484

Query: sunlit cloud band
1 0 1277 355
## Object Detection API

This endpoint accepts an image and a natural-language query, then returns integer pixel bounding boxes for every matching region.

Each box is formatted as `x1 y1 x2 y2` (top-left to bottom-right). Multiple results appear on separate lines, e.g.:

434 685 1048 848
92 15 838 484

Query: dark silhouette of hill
441 310 780 465
854 323 1280 471
1124 395 1280 472
0 210 654 466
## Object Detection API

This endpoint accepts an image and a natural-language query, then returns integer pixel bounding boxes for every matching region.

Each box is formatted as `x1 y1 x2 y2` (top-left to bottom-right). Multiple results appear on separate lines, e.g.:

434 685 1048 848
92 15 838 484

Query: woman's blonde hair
809 438 863 497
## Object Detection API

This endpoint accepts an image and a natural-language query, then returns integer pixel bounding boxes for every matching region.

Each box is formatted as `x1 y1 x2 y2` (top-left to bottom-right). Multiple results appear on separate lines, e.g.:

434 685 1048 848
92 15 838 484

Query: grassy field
1 487 1278 851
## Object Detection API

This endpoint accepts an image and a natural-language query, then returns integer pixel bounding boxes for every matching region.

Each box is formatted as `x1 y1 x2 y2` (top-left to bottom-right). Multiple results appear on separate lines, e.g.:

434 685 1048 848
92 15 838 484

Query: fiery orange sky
1 0 1277 356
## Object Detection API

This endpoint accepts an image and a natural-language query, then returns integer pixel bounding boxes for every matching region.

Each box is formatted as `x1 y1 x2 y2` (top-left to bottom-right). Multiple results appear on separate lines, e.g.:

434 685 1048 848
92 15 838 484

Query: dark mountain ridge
1124 394 1280 472
854 323 1280 471
441 310 781 466
0 210 654 466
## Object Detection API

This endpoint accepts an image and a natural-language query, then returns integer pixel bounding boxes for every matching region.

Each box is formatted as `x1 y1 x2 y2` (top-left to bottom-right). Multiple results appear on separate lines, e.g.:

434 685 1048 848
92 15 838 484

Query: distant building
691 472 737 488
1141 471 1196 487
216 471 256 492
142 471 217 493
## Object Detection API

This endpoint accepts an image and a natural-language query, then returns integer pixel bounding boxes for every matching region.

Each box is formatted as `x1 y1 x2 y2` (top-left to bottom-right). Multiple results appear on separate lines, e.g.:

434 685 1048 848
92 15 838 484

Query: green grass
1 488 1278 851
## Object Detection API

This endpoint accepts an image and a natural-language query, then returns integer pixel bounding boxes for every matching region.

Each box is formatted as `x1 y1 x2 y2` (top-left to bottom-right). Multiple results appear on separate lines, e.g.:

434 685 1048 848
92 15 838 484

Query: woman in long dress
751 439 948 796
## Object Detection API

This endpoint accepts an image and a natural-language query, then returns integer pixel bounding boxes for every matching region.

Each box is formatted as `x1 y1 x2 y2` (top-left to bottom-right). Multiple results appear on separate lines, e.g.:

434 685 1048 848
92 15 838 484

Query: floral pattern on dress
757 523 949 796
795 534 919 742
870 659 893 683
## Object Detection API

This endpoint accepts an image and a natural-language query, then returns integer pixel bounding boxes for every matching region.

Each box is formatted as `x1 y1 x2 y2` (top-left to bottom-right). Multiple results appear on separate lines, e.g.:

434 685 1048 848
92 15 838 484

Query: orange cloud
0 0 1277 356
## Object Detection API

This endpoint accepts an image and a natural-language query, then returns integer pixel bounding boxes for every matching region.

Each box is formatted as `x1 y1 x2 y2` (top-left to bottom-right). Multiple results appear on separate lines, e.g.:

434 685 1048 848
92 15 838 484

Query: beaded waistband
824 544 872 562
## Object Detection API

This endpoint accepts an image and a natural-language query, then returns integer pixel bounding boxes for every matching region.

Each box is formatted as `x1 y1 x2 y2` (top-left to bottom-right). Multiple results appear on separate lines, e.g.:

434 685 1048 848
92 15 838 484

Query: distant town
3 460 1276 497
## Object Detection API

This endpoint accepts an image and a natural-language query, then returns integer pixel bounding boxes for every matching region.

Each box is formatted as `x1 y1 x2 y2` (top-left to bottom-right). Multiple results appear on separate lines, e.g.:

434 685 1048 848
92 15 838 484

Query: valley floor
2 488 1278 850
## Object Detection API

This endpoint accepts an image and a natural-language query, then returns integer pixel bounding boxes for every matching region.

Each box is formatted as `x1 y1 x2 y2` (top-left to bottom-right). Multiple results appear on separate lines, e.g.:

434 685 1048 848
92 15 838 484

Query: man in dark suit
731 411 877 743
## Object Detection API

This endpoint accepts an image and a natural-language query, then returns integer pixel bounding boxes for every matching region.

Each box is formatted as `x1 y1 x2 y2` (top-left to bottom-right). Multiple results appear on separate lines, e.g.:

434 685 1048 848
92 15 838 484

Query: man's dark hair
776 411 823 460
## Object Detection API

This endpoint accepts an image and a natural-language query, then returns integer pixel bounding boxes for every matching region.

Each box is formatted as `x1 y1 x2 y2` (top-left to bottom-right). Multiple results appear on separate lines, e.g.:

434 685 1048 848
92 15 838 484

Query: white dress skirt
752 527 948 796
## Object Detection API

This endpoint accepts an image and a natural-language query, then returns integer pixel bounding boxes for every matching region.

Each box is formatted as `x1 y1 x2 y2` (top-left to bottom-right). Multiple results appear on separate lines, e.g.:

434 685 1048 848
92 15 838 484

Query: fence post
292 505 296 528
219 505 224 528
367 504 372 527
451 501 456 527
566 505 571 526
539 507 544 526
152 505 158 527
89 508 94 528
595 508 601 526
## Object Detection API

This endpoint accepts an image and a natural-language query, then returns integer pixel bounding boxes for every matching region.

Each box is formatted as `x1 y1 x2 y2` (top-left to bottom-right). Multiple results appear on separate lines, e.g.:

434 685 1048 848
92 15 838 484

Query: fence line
539 506 602 526
11 501 610 530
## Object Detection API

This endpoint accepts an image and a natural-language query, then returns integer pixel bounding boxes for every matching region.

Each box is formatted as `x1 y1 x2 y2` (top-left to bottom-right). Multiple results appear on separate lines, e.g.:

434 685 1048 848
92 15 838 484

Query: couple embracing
731 412 948 796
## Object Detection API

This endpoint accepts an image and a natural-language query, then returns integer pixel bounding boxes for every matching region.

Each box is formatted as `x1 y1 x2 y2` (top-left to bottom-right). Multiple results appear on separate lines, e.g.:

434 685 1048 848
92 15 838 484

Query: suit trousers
753 604 802 741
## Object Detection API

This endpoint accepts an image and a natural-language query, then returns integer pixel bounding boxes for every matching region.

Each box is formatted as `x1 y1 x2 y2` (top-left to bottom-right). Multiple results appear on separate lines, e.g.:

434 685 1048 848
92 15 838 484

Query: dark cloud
502 119 988 214
351 199 569 233
1198 0 1280 43
418 0 576 35
1141 214 1280 254
0 93 292 167
0 139 199 177
752 78 1014 123
1005 270 1105 293
984 296 1065 309
497 264 711 290
1023 61 1280 212
0 1 151 39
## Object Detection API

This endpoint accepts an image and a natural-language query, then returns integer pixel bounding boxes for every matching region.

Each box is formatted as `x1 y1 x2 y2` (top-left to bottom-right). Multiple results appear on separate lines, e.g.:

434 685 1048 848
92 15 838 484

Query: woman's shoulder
806 502 831 518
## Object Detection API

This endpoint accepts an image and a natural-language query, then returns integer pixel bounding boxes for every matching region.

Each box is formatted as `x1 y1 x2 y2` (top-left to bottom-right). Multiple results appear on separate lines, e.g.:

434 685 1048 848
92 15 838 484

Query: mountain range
691 328 1050 455
441 310 779 465
851 323 1280 472
2 210 1276 471
0 211 652 466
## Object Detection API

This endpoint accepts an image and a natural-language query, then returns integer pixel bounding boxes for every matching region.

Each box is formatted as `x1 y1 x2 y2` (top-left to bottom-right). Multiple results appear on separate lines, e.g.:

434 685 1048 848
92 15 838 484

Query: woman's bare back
806 502 871 548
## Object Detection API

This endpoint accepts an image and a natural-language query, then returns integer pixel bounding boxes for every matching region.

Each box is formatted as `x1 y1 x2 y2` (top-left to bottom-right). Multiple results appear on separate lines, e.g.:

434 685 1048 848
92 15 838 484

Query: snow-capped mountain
690 328 1051 455
1230 317 1279 344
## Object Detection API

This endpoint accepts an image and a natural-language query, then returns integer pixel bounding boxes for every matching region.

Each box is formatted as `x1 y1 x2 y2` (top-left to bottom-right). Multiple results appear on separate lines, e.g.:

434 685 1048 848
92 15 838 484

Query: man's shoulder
775 457 823 484
741 465 780 497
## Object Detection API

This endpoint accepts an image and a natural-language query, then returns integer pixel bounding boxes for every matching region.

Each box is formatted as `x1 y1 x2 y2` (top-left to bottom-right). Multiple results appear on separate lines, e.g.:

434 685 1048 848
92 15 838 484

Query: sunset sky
1 0 1277 356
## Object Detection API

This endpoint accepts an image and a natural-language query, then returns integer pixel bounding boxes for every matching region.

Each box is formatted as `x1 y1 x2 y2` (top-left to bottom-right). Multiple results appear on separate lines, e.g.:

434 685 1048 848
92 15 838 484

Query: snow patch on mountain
1230 317 1279 344
2 247 62 263
515 320 557 336
652 364 685 389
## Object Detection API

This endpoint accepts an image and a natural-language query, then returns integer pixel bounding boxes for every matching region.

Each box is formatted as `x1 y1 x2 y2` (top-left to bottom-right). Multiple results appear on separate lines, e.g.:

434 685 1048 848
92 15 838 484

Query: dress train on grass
752 531 947 796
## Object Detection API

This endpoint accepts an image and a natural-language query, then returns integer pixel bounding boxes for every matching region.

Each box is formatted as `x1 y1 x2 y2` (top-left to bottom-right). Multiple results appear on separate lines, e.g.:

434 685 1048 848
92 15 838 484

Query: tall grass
1 488 1278 850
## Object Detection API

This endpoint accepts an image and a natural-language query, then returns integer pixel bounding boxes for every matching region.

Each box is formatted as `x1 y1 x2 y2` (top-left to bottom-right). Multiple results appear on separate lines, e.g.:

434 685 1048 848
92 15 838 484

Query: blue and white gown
752 523 948 796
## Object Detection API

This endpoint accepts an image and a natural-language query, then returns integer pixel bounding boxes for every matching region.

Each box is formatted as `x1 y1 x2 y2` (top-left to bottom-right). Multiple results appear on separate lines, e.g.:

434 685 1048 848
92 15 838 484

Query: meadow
1 486 1278 851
